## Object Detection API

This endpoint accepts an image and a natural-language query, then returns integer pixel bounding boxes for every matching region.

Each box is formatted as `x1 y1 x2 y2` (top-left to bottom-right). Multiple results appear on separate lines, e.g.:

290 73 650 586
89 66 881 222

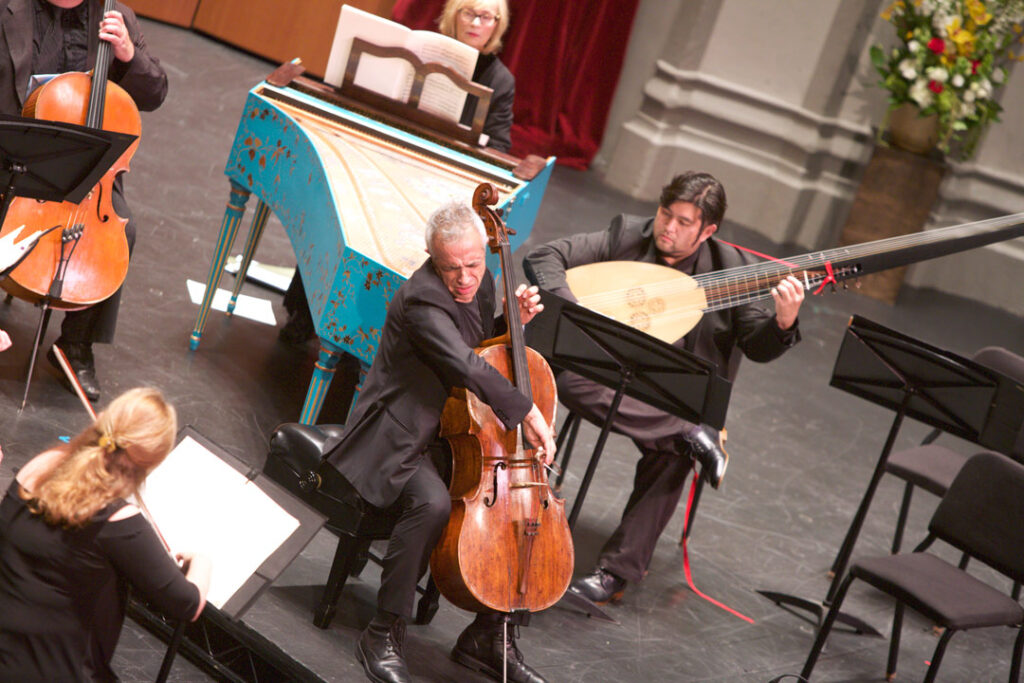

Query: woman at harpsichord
280 0 517 344
439 0 514 152
0 388 211 682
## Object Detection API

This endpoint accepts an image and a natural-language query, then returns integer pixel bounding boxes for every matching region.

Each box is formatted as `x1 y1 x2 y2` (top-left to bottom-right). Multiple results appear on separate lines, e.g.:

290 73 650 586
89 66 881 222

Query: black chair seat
263 422 439 629
852 552 1024 630
884 445 969 497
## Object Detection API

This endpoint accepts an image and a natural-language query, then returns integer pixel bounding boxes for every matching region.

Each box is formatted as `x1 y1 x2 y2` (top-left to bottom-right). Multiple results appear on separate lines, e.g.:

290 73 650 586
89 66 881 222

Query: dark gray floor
1 18 1022 683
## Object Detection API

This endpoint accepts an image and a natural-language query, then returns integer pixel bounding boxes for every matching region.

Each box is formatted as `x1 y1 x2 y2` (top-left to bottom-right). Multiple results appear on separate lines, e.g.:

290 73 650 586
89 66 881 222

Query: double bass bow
0 0 138 309
430 183 574 619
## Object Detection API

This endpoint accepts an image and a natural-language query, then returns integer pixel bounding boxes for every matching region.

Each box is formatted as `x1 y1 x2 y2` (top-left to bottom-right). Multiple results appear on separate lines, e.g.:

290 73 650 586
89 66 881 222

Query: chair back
973 347 1024 459
930 451 1024 584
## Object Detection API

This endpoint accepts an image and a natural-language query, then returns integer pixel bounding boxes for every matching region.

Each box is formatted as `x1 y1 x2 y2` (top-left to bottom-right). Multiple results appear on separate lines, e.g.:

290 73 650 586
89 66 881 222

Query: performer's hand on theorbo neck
522 405 556 465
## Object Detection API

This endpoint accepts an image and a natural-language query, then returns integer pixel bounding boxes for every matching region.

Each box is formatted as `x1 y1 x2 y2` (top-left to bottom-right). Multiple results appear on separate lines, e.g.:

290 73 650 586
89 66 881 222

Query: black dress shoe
681 425 728 489
355 618 411 683
452 614 546 683
48 341 100 401
568 567 626 605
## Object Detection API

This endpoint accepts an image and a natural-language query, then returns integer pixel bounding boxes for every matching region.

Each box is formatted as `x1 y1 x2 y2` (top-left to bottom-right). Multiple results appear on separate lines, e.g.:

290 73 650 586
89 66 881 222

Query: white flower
926 66 949 83
910 79 935 108
993 68 1006 84
951 74 964 87
964 89 976 102
920 0 935 13
899 58 918 80
961 101 977 117
908 40 922 53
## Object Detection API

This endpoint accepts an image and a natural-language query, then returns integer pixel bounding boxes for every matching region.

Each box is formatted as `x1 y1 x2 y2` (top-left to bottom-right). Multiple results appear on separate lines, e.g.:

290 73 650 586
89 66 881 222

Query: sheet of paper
138 436 301 610
223 255 294 293
406 34 478 121
324 4 412 94
186 279 276 326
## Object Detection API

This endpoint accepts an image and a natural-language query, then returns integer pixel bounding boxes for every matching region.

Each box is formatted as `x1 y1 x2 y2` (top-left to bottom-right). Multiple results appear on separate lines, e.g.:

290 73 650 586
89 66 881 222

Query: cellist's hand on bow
99 11 135 63
513 284 544 325
522 405 556 465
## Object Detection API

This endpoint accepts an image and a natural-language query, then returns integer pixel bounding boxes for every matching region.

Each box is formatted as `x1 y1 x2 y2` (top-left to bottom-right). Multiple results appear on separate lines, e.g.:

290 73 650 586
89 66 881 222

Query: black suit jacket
460 53 514 152
0 0 167 115
324 259 533 508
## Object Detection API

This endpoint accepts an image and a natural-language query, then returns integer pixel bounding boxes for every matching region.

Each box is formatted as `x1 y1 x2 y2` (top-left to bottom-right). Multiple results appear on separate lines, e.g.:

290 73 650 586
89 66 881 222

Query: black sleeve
108 4 168 111
522 221 620 300
98 514 200 621
405 299 532 430
483 74 514 152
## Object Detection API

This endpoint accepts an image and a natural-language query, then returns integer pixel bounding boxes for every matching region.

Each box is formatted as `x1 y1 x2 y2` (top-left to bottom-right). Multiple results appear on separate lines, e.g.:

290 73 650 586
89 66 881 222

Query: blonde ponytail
30 388 177 527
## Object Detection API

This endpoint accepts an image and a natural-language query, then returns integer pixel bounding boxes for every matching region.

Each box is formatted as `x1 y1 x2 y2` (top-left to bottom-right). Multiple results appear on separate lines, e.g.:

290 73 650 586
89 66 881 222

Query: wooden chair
801 451 1024 682
263 423 440 629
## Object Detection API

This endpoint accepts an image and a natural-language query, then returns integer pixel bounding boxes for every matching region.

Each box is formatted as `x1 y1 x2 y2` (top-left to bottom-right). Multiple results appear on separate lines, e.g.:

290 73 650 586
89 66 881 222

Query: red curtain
391 0 640 169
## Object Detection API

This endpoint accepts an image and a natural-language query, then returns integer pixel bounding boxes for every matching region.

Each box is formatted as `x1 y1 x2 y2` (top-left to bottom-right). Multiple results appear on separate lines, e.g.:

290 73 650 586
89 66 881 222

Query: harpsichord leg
189 182 251 350
227 199 272 314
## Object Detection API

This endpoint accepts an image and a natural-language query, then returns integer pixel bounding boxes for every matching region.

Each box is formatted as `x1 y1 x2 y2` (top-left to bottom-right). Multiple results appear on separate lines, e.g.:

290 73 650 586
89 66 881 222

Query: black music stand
527 290 732 620
0 114 135 408
758 315 1024 637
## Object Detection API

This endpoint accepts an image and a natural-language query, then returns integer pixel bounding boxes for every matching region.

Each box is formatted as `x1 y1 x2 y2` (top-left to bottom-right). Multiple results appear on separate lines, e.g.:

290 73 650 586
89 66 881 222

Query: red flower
928 80 944 93
928 37 945 53
971 60 980 74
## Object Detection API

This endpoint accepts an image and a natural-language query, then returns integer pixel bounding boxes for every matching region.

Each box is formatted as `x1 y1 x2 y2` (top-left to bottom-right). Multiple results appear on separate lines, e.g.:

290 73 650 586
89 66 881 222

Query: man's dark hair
658 172 727 229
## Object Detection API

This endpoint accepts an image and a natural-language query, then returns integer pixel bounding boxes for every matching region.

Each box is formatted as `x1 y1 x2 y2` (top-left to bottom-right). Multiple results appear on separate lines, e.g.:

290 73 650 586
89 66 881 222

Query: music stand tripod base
756 589 882 636
557 588 617 623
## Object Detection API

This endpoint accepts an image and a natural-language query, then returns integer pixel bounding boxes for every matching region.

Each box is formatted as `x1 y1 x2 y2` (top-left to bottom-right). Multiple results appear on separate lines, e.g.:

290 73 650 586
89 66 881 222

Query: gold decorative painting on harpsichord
261 88 517 278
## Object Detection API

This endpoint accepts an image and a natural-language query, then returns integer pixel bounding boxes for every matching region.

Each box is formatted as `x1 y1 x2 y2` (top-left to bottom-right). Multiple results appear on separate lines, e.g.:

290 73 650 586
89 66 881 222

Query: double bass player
322 200 555 683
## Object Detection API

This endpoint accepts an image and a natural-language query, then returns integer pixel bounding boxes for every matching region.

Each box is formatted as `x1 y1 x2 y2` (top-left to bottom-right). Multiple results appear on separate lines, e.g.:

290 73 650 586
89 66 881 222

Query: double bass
0 0 138 308
430 183 574 616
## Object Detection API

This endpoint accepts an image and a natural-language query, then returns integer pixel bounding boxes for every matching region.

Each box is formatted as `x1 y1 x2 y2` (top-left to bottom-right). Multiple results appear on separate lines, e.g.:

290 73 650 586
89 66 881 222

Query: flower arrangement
870 0 1024 159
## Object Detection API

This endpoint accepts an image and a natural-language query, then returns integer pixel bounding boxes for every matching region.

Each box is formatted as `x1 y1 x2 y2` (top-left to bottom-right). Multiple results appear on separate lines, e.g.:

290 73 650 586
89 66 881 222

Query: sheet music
323 4 478 122
407 35 477 120
139 436 300 610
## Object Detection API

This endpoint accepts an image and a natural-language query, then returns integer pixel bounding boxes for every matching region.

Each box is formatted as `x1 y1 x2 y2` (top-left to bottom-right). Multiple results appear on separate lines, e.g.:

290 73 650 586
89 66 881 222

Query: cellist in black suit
0 0 168 400
322 200 555 683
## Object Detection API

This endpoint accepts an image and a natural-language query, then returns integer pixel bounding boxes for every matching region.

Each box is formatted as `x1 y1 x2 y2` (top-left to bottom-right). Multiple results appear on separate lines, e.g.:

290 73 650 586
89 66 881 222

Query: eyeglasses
459 8 499 26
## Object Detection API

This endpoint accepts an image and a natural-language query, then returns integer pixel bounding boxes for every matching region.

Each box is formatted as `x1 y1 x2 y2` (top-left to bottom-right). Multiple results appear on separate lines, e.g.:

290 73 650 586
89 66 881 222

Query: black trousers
59 185 135 345
557 371 697 583
376 454 451 618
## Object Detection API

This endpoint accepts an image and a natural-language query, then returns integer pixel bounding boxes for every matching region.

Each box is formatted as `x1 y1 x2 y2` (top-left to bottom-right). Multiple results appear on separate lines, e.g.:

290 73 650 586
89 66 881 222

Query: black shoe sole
451 647 502 679
356 640 409 683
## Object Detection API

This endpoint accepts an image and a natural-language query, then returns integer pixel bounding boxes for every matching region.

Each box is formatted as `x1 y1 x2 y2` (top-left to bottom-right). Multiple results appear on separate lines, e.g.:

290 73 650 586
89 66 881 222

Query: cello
430 183 574 618
0 0 138 308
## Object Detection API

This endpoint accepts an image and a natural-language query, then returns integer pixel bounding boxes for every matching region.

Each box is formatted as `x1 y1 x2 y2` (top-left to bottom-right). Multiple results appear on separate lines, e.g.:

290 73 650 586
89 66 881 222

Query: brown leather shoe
568 566 626 604
452 615 546 683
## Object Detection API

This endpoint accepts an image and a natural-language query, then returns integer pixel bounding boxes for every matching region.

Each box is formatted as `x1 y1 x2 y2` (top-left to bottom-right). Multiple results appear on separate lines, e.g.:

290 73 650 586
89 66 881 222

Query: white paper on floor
186 279 277 326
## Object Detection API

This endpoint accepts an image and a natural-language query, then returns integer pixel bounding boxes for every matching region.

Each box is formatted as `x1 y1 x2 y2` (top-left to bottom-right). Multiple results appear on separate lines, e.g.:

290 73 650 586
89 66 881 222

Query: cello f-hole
483 461 507 508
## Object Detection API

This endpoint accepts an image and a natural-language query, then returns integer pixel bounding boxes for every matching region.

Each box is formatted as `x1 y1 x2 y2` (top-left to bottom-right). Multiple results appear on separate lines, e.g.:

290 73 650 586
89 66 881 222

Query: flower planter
888 103 939 155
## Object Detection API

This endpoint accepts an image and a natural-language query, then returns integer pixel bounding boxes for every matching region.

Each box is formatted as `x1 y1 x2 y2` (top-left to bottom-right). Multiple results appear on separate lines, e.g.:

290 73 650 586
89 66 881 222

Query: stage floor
1 17 1022 683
